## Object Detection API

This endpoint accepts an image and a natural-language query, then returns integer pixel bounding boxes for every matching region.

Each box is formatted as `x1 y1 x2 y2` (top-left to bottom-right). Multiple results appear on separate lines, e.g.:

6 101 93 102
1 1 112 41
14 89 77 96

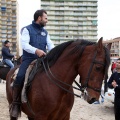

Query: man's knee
10 64 14 69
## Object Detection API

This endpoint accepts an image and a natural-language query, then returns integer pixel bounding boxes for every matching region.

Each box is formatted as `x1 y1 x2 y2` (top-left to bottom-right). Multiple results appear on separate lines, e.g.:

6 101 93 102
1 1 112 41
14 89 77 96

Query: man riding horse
2 40 15 69
9 9 54 118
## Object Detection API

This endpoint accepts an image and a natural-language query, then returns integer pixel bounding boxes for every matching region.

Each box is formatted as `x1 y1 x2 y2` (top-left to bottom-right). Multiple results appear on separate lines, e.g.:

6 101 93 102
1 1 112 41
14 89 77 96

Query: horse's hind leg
28 116 34 120
10 116 17 120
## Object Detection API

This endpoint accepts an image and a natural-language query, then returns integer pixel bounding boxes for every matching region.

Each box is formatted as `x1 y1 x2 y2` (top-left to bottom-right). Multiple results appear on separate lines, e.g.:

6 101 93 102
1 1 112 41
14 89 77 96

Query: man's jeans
14 59 34 86
4 59 14 69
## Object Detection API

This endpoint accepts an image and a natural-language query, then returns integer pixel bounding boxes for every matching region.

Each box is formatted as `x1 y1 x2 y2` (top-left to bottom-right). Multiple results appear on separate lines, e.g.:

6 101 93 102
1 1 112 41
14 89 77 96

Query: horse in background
0 56 22 81
6 38 111 120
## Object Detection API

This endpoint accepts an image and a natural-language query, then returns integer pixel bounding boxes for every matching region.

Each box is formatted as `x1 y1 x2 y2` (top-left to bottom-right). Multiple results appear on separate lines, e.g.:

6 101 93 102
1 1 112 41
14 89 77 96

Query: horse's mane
44 40 74 65
104 46 110 77
44 39 96 66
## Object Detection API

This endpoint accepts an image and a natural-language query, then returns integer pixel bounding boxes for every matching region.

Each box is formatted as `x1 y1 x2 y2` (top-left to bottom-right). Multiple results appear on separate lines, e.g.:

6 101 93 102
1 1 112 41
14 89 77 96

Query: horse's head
40 38 110 104
78 37 111 104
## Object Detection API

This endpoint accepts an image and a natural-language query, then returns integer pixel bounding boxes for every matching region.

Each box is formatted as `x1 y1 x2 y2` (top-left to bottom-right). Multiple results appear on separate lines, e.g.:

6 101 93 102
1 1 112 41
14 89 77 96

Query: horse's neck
51 59 78 84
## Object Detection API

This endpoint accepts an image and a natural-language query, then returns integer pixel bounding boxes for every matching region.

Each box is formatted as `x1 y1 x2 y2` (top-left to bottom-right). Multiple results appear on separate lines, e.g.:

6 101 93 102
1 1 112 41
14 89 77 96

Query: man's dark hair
4 40 10 45
34 9 47 21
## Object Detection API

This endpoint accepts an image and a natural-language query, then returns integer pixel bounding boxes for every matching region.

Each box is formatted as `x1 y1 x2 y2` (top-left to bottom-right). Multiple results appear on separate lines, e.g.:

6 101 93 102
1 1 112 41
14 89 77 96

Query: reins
40 43 89 97
46 60 83 91
41 57 82 98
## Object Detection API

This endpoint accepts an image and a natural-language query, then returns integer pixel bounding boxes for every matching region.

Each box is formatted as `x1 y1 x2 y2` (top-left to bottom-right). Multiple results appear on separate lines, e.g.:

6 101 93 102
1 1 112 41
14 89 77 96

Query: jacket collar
32 21 43 30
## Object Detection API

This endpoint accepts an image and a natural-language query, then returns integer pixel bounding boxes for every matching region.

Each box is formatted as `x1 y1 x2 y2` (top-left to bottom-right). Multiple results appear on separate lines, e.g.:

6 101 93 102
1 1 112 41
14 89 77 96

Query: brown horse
0 56 22 80
6 38 111 120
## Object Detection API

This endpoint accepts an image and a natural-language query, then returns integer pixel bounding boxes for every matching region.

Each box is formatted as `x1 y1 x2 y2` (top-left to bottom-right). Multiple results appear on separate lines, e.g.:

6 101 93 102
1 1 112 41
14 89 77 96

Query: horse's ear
106 43 112 50
97 37 103 52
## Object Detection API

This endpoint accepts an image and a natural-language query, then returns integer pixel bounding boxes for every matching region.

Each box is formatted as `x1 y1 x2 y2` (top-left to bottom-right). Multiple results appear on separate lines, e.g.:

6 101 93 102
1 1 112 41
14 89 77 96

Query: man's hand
13 56 17 59
112 80 118 88
35 49 46 57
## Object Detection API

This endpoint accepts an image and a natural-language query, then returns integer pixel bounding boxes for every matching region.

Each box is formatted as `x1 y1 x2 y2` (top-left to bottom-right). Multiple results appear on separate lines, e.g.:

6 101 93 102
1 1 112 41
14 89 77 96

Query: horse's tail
6 65 20 104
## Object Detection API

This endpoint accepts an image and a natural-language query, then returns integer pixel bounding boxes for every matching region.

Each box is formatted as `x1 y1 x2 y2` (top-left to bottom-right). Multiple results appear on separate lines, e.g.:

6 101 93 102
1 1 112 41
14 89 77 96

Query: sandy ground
0 79 114 120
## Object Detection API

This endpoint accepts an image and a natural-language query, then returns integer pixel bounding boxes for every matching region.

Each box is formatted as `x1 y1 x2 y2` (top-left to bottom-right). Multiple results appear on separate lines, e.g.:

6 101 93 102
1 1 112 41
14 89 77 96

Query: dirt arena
0 80 114 120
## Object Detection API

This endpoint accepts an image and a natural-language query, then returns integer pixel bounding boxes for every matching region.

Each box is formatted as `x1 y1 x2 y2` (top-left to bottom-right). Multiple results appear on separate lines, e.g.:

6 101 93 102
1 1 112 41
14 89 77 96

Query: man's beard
39 21 45 27
40 23 44 27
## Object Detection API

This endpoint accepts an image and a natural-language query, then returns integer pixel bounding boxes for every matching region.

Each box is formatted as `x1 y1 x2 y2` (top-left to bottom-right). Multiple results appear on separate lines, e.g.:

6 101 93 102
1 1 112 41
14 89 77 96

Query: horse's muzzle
88 98 96 104
81 91 97 104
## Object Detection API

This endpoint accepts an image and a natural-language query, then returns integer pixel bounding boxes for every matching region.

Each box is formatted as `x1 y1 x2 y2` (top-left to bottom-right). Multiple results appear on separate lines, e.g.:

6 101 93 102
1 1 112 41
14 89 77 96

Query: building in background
0 0 98 57
0 0 19 57
103 37 120 61
41 0 98 45
17 0 40 56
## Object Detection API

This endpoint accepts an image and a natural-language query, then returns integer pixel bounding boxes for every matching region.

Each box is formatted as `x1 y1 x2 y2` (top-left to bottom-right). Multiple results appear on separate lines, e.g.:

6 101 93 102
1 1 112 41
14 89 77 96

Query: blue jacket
2 46 14 60
22 21 47 61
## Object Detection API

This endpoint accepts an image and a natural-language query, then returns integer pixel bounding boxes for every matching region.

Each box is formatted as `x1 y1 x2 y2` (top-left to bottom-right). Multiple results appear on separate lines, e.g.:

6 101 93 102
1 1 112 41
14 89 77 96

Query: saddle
0 61 10 67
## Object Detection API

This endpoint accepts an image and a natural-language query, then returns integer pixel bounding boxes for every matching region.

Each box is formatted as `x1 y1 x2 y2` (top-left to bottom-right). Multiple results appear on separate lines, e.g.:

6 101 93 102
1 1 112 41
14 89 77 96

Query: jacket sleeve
2 48 14 58
107 74 114 89
115 85 120 89
46 34 54 51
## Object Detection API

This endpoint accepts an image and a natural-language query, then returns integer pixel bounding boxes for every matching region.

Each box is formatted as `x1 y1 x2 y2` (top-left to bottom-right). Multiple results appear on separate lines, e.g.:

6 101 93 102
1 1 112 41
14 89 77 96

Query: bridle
80 50 105 93
40 47 106 97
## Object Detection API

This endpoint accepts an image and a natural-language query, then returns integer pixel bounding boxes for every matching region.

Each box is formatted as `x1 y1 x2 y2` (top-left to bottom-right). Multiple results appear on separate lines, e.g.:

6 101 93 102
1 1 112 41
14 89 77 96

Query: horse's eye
95 66 101 72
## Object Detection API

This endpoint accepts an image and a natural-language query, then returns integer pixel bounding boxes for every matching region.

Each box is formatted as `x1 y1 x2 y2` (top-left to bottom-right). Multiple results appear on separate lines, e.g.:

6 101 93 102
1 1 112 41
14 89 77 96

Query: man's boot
9 84 22 118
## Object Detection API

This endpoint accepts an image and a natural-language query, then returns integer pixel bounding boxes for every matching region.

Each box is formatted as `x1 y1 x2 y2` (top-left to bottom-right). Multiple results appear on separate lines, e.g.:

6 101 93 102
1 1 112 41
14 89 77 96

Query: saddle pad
21 60 36 103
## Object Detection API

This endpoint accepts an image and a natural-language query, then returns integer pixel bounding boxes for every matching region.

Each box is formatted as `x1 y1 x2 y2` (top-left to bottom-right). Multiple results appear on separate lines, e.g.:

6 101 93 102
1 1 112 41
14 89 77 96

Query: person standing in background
111 62 116 73
108 58 120 120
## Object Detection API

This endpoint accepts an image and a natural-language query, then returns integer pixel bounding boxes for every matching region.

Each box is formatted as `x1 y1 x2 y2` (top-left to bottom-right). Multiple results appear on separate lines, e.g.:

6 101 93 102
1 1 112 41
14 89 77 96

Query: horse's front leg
63 113 70 120
34 115 48 120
